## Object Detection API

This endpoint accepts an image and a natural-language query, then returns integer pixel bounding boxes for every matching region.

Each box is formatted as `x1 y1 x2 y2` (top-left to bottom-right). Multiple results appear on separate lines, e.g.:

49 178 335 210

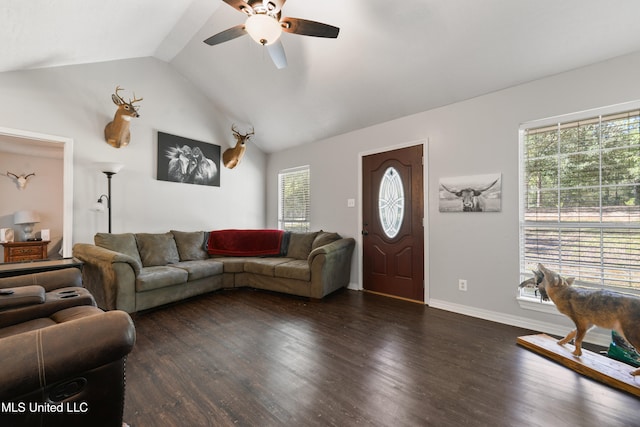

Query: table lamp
14 210 41 241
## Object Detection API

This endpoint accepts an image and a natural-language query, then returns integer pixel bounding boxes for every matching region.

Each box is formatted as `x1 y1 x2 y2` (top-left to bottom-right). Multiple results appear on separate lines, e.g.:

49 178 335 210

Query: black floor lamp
94 163 124 233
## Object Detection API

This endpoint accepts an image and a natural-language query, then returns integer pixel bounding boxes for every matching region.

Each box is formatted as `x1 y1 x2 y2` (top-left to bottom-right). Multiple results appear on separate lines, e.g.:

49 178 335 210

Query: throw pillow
171 230 208 261
95 233 143 270
286 231 319 260
312 231 341 250
135 233 180 267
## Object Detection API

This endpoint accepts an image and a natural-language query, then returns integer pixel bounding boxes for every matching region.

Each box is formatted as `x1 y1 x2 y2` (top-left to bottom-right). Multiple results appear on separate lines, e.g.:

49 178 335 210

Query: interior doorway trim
357 138 429 303
0 127 74 257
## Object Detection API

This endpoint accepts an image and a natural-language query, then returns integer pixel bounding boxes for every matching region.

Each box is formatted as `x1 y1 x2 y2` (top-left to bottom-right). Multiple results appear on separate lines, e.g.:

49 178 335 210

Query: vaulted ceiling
3 0 640 153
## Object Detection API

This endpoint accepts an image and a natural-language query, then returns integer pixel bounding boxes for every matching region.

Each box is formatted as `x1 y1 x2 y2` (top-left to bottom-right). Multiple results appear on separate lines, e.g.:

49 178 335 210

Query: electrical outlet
458 279 468 291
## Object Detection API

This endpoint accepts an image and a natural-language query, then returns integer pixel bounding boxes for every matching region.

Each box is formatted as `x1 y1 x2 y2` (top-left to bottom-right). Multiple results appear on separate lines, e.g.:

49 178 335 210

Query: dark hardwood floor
123 289 640 427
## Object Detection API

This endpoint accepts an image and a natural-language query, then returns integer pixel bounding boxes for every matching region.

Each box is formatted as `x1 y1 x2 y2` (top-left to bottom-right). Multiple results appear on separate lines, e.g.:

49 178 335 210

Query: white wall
0 57 267 244
267 51 640 342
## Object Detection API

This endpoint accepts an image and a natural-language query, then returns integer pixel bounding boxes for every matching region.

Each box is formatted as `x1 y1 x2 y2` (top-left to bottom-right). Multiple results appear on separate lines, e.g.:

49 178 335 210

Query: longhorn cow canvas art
438 173 502 212
157 132 221 187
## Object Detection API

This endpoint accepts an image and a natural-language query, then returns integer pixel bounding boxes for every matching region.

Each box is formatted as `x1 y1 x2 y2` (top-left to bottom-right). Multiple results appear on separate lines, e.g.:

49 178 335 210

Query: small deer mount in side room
104 85 143 149
223 124 254 169
6 172 35 190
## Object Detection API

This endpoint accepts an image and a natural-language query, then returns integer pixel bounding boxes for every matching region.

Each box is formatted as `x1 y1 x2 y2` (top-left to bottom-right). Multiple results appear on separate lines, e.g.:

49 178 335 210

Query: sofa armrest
0 309 136 400
72 243 138 312
0 288 96 329
308 238 354 260
307 238 355 298
73 243 141 275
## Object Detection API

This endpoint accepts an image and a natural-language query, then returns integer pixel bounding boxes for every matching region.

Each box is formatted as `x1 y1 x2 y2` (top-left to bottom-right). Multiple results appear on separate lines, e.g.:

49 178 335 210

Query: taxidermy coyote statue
520 263 640 376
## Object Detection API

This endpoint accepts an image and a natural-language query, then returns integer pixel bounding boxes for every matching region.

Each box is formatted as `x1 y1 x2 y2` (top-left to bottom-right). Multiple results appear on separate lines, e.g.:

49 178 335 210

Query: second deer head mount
6 172 35 190
223 124 254 169
104 86 143 149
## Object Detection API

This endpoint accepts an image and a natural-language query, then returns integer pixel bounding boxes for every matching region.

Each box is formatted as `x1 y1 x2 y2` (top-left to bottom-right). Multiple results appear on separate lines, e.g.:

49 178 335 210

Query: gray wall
266 51 640 343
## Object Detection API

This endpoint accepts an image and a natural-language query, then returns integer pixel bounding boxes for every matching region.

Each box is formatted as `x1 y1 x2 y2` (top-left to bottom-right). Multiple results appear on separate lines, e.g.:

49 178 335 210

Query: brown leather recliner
0 268 136 427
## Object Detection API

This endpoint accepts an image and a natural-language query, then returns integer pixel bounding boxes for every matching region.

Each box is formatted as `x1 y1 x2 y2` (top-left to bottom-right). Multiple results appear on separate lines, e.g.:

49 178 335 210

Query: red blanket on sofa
207 229 285 256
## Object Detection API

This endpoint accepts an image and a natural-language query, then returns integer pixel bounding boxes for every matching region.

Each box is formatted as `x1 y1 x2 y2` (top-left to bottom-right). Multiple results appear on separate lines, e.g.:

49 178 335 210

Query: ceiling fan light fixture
245 14 282 45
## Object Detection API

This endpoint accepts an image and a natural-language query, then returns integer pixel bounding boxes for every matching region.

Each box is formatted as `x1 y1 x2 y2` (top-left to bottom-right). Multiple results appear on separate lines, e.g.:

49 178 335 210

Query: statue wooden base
517 334 640 398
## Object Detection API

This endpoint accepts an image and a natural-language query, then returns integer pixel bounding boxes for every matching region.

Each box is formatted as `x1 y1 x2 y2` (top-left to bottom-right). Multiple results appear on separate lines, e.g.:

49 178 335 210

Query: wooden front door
362 145 424 301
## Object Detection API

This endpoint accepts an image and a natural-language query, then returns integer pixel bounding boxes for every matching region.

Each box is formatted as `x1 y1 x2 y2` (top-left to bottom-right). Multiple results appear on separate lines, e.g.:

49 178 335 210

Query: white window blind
520 107 640 292
278 166 310 232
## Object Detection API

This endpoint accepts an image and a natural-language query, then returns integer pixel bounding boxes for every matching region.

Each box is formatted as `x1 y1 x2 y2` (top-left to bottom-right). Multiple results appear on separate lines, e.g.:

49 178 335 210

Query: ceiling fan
204 0 340 69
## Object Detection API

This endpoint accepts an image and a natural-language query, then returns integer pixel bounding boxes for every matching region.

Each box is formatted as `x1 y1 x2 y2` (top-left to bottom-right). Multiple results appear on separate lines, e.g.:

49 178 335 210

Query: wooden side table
1 241 49 263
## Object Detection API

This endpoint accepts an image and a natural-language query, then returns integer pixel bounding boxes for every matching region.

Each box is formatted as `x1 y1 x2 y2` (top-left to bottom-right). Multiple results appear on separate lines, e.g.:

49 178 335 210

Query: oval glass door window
378 167 405 238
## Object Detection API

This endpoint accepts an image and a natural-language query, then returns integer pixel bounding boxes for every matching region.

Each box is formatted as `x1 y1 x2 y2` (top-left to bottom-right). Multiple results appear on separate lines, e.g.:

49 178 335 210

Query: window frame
277 165 311 232
518 101 640 306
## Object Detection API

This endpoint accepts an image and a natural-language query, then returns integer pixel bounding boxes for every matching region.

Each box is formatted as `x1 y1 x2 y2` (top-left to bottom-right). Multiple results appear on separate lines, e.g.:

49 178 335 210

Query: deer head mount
104 86 143 149
223 124 254 169
6 172 35 190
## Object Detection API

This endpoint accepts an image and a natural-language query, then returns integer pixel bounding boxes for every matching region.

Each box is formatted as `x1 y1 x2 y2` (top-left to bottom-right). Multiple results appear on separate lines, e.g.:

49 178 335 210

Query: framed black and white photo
157 132 220 187
439 173 502 212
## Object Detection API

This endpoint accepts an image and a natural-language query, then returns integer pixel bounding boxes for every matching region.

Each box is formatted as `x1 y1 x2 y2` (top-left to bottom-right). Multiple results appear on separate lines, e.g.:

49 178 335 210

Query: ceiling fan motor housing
204 0 340 69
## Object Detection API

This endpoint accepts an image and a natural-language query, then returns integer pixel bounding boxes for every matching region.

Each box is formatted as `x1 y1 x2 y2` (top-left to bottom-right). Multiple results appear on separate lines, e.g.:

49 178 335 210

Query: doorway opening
0 127 73 258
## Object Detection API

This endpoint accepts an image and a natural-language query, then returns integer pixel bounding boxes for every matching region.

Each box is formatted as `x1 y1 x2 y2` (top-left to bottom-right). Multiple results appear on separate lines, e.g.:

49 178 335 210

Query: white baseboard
428 298 611 348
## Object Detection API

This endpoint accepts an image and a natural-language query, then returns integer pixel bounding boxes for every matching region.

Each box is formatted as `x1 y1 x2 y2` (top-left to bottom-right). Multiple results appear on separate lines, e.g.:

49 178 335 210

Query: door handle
362 222 369 236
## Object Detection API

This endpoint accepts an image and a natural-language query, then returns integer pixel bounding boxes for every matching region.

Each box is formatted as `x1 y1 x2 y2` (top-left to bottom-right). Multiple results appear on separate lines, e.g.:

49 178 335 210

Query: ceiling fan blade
222 0 254 14
204 24 247 46
281 17 340 38
263 0 287 14
267 40 288 69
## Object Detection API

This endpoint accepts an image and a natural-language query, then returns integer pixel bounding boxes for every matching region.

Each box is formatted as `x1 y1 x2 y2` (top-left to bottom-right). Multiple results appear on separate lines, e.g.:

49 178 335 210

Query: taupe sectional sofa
72 230 355 313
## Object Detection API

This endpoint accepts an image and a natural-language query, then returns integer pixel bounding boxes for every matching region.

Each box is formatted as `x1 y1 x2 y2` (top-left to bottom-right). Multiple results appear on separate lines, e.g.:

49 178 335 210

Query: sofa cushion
135 266 188 292
171 231 209 261
244 258 294 277
0 304 104 339
274 260 311 281
286 232 319 260
312 231 341 250
172 260 224 281
95 233 143 270
50 305 104 323
136 233 180 267
210 257 249 273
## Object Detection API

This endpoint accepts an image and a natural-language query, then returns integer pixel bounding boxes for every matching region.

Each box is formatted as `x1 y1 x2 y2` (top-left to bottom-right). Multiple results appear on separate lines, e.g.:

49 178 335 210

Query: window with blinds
278 166 310 232
520 107 640 295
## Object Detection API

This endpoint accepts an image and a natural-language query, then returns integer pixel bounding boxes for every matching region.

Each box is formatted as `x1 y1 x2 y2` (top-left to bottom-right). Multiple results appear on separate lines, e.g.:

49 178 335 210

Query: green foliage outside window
521 109 640 290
